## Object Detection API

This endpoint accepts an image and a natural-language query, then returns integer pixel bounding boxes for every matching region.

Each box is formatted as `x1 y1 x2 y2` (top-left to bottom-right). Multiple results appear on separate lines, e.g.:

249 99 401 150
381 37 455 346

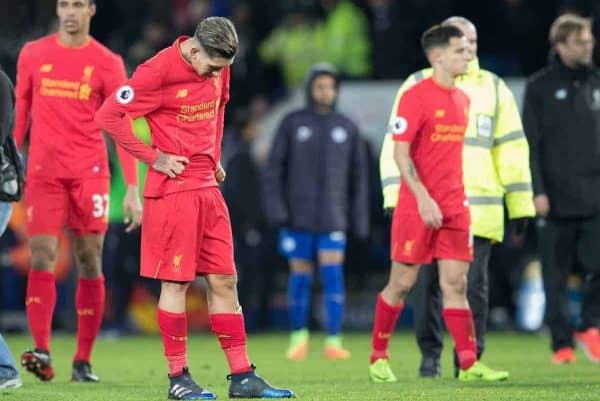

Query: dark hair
421 25 464 55
194 17 239 59
549 14 591 45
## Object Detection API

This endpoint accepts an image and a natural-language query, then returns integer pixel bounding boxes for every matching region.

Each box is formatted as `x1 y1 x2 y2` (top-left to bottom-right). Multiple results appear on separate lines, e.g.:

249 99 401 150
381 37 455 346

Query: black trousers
537 214 600 351
104 223 159 328
413 237 491 361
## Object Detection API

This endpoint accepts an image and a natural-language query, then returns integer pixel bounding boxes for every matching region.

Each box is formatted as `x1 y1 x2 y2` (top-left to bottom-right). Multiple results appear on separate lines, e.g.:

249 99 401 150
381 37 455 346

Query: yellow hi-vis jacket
379 59 535 242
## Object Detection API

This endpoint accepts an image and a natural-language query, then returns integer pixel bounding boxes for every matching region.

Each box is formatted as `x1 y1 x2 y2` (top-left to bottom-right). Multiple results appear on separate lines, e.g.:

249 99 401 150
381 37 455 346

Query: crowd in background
2 0 599 123
1 0 600 334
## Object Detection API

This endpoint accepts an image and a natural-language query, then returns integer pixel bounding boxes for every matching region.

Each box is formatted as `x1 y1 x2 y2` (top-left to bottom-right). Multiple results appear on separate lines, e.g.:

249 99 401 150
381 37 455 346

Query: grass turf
2 332 599 400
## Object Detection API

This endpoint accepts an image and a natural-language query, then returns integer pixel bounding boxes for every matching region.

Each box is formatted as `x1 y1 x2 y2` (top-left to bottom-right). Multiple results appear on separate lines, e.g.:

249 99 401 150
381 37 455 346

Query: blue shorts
279 229 346 260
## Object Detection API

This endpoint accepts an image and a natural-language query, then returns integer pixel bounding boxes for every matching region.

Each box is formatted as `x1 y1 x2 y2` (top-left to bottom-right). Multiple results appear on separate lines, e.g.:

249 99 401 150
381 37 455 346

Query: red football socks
442 308 477 370
26 270 56 353
370 293 403 363
210 313 251 374
74 276 105 362
158 308 188 376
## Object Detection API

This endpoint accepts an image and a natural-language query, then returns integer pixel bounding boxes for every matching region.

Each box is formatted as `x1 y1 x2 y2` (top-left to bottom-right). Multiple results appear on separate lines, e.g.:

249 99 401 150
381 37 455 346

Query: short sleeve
391 89 423 143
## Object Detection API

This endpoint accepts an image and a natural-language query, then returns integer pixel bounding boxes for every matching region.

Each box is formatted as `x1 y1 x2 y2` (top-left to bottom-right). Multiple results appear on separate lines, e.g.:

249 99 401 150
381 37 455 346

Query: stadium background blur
0 0 596 336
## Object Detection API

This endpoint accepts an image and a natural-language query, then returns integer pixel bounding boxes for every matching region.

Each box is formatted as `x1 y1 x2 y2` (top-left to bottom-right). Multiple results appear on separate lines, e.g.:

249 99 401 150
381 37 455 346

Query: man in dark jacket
223 117 271 331
263 63 369 361
0 67 22 390
523 13 600 364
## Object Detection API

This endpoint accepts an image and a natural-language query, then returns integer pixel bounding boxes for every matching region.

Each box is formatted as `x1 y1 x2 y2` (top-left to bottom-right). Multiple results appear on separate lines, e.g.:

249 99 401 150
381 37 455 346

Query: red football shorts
141 187 235 282
24 176 110 236
391 211 473 264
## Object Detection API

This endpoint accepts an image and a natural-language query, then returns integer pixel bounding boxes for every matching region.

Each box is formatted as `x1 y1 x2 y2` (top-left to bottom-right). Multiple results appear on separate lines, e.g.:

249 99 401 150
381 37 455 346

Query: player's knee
161 281 189 297
74 246 102 279
440 274 467 296
207 274 238 296
386 275 414 298
30 242 58 271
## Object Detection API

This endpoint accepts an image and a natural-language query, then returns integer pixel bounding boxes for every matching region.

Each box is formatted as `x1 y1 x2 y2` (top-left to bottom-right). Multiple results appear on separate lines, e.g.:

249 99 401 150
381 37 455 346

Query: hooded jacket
263 65 369 237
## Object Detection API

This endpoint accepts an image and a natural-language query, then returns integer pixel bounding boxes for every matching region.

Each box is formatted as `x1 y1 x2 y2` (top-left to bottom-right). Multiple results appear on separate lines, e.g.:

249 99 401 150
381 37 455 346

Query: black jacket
223 140 266 234
263 108 369 237
523 59 600 217
0 69 24 202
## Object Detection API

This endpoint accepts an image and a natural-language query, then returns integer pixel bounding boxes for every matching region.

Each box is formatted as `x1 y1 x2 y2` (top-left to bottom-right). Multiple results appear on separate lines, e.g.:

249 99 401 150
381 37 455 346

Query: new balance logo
176 89 188 98
435 109 445 118
40 64 53 72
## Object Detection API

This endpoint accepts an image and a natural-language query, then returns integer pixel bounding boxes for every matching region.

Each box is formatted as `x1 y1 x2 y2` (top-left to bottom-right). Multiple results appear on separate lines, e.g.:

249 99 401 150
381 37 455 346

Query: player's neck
432 69 456 89
314 104 332 115
57 30 90 48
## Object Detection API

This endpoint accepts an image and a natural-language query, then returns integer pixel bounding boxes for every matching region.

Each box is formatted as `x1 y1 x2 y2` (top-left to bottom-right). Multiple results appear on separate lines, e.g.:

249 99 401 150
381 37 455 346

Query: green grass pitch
2 332 599 400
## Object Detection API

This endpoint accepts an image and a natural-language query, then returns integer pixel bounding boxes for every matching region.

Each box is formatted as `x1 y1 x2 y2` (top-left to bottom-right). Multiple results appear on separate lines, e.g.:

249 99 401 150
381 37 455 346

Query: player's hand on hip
152 150 189 178
215 163 226 183
534 194 550 217
123 185 142 232
417 195 443 229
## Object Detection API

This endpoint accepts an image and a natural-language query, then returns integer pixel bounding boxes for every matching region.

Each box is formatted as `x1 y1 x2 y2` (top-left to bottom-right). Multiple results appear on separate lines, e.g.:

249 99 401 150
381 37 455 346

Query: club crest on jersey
391 117 408 135
296 126 312 142
82 66 94 82
116 85 135 104
331 127 348 143
281 237 297 253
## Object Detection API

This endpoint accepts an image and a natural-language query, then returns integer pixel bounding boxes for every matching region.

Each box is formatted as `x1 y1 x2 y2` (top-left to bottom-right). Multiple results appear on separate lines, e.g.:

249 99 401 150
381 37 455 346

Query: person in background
222 116 270 331
263 63 369 361
523 13 600 364
317 0 371 78
13 0 142 382
0 65 24 391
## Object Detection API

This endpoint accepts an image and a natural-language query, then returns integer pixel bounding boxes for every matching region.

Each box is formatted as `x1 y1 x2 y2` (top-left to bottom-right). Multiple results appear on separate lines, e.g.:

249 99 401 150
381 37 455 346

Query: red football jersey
13 34 137 183
392 77 470 215
95 36 230 198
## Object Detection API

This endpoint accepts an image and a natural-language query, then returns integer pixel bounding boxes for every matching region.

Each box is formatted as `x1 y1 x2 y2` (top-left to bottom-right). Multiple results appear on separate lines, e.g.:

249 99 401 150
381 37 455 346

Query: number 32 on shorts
92 193 110 218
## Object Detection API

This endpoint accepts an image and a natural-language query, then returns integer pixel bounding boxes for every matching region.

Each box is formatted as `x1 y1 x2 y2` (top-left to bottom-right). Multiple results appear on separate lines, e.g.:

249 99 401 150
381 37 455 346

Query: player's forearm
13 96 31 150
394 145 429 200
95 104 157 166
213 104 226 164
115 143 139 185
